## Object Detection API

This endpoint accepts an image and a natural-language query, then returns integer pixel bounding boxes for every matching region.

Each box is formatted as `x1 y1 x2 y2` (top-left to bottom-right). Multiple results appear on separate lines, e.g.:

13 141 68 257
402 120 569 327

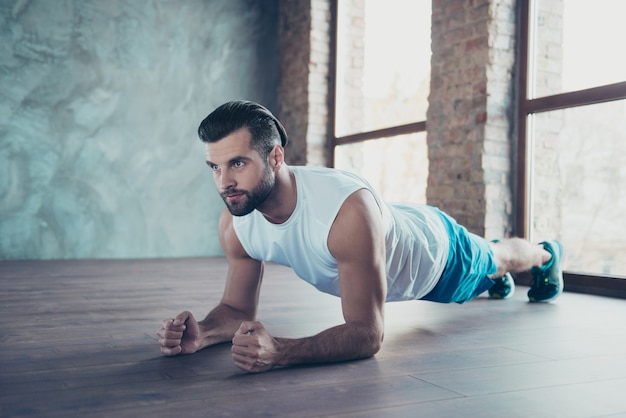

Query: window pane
335 0 431 137
531 0 626 98
530 99 626 277
334 133 428 204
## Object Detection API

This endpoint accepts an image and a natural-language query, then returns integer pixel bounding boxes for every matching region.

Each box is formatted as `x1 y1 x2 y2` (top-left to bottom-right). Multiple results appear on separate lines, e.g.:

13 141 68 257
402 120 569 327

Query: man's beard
221 167 275 217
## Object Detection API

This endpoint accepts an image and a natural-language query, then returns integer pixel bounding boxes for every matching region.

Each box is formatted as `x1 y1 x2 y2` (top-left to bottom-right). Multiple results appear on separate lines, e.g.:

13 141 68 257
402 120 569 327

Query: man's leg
489 238 551 278
489 238 564 302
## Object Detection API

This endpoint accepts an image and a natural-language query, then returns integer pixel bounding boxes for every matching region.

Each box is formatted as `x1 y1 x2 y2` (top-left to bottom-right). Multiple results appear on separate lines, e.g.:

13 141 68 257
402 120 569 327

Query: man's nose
219 171 236 190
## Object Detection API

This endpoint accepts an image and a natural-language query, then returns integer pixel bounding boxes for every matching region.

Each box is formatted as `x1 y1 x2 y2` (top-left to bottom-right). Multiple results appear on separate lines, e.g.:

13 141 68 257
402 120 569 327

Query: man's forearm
274 321 383 367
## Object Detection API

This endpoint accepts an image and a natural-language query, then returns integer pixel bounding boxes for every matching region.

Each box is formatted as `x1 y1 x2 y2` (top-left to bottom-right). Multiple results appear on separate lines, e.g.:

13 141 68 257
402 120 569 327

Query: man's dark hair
198 100 288 158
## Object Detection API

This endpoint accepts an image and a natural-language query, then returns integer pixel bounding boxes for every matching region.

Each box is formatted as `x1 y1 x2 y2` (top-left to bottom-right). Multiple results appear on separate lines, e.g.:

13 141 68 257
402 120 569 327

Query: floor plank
1 258 625 417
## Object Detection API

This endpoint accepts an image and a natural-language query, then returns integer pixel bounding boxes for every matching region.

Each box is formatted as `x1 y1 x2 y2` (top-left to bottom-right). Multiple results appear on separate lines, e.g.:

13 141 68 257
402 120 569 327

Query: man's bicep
337 261 386 327
334 239 386 348
218 208 263 315
220 257 263 315
329 190 387 327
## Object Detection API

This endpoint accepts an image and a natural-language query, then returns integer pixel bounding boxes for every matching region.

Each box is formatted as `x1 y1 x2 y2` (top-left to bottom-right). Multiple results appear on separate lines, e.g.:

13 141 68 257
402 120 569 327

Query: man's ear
269 144 285 170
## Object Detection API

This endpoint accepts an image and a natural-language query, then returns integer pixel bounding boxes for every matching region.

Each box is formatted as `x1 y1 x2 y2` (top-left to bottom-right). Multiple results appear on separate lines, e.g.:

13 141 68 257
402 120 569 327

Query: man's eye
233 161 244 168
210 164 219 171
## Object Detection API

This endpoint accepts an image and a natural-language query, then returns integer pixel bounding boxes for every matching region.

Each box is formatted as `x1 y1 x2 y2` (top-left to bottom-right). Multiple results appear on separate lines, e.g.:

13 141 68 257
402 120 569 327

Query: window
330 0 431 203
518 0 626 295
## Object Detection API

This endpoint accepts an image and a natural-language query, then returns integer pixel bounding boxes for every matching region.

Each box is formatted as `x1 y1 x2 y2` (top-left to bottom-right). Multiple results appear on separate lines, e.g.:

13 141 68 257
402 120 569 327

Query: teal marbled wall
0 0 279 259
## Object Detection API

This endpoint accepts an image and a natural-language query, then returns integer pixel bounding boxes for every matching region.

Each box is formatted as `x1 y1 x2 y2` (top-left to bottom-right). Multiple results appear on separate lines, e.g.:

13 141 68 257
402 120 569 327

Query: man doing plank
157 101 563 373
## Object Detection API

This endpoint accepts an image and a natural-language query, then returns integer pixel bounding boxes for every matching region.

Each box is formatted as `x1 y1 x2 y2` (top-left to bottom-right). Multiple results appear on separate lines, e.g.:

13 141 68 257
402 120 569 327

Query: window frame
327 0 427 166
516 0 626 298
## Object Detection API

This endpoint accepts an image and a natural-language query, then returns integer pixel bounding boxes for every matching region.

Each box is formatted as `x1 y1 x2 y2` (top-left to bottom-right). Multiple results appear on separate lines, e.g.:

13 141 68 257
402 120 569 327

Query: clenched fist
157 311 202 356
231 321 281 373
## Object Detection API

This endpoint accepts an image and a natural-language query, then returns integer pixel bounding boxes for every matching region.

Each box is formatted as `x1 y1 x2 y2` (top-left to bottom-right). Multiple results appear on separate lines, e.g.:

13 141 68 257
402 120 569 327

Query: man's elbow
365 341 382 358
346 319 384 358
361 327 384 358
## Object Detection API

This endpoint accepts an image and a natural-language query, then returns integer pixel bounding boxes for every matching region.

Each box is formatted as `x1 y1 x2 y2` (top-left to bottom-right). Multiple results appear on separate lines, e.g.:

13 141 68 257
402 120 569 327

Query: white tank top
232 166 449 301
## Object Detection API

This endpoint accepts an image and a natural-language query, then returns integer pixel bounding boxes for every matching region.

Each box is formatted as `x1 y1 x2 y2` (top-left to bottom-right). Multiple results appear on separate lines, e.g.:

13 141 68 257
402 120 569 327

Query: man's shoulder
330 190 384 242
292 166 368 189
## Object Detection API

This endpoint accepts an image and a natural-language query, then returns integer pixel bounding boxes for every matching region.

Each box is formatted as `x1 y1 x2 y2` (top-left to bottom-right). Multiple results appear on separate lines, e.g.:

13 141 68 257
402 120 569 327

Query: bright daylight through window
528 0 626 278
333 0 431 204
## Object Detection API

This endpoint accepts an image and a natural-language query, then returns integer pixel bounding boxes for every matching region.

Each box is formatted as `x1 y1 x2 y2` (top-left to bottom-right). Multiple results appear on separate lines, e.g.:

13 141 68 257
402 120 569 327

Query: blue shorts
421 210 496 304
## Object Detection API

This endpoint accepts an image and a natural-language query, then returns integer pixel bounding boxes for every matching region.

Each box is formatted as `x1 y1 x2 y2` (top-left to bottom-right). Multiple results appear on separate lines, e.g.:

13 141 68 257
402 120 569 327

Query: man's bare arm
231 189 387 372
158 208 263 355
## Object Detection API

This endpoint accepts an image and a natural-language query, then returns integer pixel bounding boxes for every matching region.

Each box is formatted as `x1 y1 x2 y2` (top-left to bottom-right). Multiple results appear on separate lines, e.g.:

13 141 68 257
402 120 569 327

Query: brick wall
277 0 331 166
279 0 521 238
427 0 516 239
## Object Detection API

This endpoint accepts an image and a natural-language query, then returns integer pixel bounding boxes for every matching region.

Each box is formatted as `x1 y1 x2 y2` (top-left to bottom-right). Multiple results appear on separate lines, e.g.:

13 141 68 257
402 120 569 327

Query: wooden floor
1 258 626 418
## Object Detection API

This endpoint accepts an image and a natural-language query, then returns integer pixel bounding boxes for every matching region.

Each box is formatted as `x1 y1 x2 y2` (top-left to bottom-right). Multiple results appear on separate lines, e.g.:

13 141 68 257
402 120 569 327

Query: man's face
205 128 275 216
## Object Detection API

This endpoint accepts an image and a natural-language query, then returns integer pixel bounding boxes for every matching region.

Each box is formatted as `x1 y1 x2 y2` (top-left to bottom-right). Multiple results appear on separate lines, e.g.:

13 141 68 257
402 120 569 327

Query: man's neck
258 165 297 224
